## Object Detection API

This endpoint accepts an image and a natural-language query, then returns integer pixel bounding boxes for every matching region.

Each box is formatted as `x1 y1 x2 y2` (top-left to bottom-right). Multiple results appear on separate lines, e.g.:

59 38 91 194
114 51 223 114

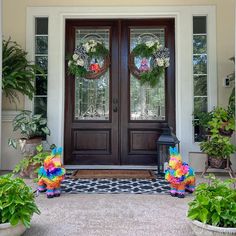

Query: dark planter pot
208 156 228 169
219 129 234 137
219 122 234 137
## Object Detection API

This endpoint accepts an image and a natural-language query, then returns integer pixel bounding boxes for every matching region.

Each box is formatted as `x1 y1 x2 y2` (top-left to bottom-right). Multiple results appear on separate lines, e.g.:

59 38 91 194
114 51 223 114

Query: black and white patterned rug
61 171 170 194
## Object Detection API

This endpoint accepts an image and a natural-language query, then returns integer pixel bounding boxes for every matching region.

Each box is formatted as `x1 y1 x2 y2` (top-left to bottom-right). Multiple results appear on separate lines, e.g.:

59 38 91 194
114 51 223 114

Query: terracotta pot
188 219 236 236
20 162 41 179
19 138 42 156
0 222 26 236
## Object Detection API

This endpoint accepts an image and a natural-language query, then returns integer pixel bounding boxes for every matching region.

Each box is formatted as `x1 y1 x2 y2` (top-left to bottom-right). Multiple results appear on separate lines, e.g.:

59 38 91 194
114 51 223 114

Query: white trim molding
25 6 217 162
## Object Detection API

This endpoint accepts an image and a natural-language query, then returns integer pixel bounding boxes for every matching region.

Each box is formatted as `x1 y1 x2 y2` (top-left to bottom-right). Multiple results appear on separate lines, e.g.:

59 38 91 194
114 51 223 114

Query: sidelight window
192 16 208 142
34 17 48 117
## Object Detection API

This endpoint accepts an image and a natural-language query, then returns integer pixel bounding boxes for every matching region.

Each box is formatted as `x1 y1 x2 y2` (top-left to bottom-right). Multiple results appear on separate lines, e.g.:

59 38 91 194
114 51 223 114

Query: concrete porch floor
17 174 230 236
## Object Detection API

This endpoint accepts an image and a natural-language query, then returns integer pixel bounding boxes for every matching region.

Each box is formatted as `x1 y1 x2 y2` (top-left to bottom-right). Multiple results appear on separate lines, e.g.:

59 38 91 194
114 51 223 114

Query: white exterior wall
1 4 235 170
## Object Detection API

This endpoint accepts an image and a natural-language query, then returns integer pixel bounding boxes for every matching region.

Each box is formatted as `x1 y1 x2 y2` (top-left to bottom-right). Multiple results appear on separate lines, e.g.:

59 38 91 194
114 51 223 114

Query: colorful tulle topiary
165 147 195 198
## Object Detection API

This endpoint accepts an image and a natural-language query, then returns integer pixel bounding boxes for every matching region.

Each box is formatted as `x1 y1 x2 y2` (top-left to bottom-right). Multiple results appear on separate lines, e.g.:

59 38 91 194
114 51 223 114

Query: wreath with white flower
68 40 110 80
129 40 170 87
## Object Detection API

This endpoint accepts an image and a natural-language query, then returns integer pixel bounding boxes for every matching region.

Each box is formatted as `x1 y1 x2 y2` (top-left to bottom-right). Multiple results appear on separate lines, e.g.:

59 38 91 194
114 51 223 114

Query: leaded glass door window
74 29 110 120
64 19 175 166
130 29 166 120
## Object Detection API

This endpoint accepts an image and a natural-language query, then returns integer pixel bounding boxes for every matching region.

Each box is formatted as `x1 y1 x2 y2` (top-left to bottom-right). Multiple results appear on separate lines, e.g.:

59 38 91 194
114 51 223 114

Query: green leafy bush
13 144 50 174
0 174 40 228
2 38 44 103
200 136 236 159
196 107 235 159
188 175 236 227
193 107 235 138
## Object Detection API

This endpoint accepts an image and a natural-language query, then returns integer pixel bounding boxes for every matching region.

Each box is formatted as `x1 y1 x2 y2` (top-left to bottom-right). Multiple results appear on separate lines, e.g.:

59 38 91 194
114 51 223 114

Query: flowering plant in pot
187 174 236 236
0 174 40 236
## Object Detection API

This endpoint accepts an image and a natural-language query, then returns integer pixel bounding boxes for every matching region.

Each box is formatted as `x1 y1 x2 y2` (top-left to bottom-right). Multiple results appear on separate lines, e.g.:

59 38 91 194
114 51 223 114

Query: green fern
2 38 45 103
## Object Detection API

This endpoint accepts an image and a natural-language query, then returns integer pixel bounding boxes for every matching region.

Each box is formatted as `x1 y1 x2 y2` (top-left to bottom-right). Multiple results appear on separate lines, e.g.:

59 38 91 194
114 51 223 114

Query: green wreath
68 40 110 80
129 40 170 87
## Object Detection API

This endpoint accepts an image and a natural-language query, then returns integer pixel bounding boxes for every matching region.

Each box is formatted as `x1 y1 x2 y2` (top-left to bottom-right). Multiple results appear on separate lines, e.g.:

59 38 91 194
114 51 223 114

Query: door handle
112 98 118 112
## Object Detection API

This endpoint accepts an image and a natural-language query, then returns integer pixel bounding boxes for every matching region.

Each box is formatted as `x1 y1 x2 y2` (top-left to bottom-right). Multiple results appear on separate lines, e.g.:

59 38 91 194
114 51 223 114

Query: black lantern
156 126 180 175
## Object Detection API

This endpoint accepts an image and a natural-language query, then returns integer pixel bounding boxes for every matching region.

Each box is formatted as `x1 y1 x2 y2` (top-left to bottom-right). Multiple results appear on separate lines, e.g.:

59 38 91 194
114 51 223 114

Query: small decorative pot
188 219 236 236
0 222 26 236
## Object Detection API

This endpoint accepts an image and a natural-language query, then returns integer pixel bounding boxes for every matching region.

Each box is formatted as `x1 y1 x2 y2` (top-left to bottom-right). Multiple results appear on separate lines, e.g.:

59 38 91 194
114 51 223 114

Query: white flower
145 41 155 48
83 43 90 52
88 40 97 47
72 54 79 61
164 58 170 67
68 60 72 66
91 47 96 52
89 40 96 44
156 58 164 67
77 58 85 67
165 61 170 67
156 44 161 50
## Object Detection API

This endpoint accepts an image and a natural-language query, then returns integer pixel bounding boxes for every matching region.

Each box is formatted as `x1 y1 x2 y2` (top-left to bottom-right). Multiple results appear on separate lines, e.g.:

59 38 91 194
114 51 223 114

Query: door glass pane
74 29 110 120
130 28 166 120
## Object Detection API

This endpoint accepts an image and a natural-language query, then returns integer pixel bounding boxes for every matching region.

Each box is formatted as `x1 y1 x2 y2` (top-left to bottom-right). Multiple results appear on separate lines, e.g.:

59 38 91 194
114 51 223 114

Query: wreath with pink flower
129 40 170 87
68 40 110 80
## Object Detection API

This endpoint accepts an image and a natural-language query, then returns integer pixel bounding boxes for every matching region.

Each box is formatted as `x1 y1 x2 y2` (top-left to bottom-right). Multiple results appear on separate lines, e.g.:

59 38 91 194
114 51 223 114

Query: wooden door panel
129 130 159 153
64 19 119 165
72 129 111 153
120 19 175 165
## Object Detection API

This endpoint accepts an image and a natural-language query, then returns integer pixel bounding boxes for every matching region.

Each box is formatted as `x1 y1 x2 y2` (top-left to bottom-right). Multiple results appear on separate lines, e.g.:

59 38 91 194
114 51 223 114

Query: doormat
61 171 170 194
70 169 156 179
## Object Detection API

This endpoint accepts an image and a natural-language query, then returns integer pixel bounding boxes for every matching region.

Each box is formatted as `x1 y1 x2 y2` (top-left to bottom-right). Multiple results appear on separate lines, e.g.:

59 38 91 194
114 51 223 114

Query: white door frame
25 6 217 164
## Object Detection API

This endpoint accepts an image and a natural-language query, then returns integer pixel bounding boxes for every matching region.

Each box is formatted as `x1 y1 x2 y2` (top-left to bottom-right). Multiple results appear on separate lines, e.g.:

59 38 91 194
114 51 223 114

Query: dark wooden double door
64 19 175 165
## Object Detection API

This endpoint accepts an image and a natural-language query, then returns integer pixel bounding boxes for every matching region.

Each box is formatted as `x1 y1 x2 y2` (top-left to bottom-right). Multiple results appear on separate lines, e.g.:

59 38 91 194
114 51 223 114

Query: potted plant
198 107 235 170
187 174 236 236
193 107 235 140
13 144 51 179
208 107 235 137
8 110 51 155
0 174 40 236
2 38 44 103
200 136 236 169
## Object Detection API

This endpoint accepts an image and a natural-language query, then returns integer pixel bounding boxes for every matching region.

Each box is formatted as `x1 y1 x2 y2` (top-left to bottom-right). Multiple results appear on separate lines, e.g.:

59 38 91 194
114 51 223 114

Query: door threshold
64 165 157 170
